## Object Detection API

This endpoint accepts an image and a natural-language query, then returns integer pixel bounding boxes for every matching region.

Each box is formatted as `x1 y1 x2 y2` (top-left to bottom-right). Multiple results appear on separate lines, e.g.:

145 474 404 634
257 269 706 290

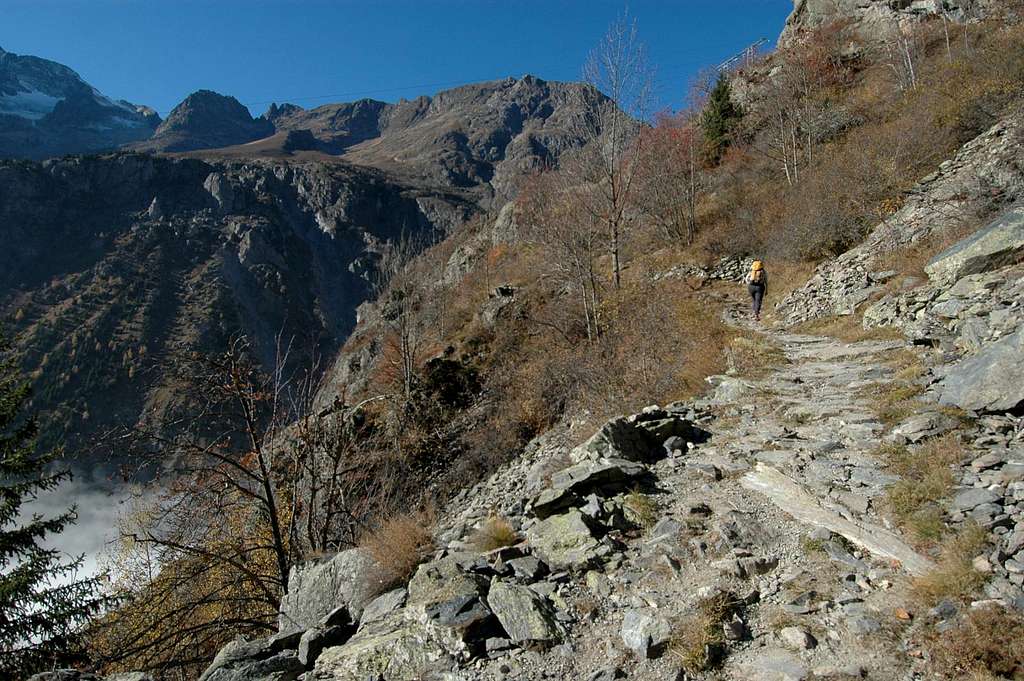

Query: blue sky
2 0 791 117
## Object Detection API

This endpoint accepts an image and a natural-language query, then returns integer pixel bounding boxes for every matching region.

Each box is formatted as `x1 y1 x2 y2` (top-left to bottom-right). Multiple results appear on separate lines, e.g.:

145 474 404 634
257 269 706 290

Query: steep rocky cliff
0 153 475 475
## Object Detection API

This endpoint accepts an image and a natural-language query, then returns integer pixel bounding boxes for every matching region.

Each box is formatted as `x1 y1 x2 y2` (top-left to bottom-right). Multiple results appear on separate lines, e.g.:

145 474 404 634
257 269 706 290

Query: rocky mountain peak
0 46 158 159
133 89 274 152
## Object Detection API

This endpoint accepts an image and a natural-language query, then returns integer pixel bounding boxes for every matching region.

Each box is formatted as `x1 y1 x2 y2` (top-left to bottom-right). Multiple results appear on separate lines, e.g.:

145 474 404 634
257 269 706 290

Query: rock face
0 46 159 159
278 549 380 629
925 206 1024 284
936 327 1024 412
132 90 274 153
0 153 473 472
779 0 993 48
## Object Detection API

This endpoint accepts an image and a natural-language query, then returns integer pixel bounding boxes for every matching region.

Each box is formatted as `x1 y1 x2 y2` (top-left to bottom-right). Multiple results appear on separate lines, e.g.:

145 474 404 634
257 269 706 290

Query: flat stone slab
741 463 935 576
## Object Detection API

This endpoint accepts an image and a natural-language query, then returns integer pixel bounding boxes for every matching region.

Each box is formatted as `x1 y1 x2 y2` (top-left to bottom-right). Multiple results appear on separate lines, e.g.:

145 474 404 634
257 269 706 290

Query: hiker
746 260 767 321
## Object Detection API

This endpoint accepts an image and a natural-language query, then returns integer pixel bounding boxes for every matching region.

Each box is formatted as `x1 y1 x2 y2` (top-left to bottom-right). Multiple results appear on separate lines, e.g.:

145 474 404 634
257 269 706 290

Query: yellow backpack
751 261 764 283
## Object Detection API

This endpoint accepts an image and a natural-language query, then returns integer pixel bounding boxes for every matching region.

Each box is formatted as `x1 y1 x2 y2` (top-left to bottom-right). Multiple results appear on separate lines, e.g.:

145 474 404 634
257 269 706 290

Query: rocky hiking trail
431 316 957 681
185 308 998 681
189 293 1024 681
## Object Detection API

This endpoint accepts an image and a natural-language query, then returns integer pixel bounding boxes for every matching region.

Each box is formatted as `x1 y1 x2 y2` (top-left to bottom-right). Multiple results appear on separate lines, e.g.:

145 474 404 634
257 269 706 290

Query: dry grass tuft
862 382 925 425
793 314 904 343
622 488 660 531
913 523 990 606
881 435 965 545
668 591 741 675
359 510 436 595
728 334 787 376
926 605 1024 680
469 515 520 552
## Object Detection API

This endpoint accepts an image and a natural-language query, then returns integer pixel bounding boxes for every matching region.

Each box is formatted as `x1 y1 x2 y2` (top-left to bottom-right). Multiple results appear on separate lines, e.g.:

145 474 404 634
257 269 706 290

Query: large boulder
198 637 304 681
278 549 380 631
406 555 494 642
526 510 602 571
487 580 562 644
357 587 407 631
936 327 1024 412
549 458 647 496
309 614 456 681
571 412 697 463
572 416 658 463
926 206 1024 284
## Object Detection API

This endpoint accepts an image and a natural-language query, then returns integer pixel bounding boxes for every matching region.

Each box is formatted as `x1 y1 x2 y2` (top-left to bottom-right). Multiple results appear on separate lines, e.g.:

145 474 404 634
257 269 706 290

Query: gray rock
620 608 671 659
357 587 407 630
926 205 1024 283
268 627 305 650
506 555 547 581
709 375 756 403
298 625 351 667
938 327 1024 412
311 614 454 681
198 639 304 681
407 556 492 640
571 415 659 463
549 458 647 496
823 541 868 572
487 580 561 643
1006 529 1024 556
892 412 960 443
779 627 817 650
951 487 1002 511
278 549 379 630
526 510 601 571
530 487 580 519
741 649 809 681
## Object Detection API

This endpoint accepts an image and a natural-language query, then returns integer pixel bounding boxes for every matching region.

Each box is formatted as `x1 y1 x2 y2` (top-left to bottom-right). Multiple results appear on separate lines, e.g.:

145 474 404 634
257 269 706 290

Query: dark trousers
748 283 765 316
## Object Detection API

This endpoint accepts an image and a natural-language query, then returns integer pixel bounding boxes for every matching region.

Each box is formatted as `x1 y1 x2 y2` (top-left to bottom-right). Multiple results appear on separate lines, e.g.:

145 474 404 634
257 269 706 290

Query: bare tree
635 113 704 244
92 336 396 677
882 21 923 92
520 173 605 342
563 10 654 290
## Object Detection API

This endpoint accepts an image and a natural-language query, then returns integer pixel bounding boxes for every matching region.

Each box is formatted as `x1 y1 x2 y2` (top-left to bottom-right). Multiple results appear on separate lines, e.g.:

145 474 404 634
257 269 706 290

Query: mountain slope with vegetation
10 2 1024 680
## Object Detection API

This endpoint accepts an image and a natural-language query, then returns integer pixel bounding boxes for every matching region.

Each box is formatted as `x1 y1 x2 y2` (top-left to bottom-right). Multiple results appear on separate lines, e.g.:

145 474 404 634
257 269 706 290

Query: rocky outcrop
278 549 380 630
925 205 1024 284
936 327 1024 412
0 46 158 159
777 108 1024 325
779 0 993 48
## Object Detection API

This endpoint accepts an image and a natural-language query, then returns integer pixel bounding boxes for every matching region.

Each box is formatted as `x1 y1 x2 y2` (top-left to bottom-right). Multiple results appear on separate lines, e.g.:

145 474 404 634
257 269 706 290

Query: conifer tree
0 334 106 679
702 73 744 162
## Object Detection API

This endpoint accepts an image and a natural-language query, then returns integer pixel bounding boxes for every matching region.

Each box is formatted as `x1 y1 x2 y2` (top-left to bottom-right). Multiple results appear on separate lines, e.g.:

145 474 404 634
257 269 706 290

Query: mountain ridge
0 45 159 159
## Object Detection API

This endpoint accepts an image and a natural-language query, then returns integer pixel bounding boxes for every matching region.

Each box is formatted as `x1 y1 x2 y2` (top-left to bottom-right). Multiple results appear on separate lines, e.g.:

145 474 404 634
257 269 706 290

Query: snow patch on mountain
0 88 61 119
